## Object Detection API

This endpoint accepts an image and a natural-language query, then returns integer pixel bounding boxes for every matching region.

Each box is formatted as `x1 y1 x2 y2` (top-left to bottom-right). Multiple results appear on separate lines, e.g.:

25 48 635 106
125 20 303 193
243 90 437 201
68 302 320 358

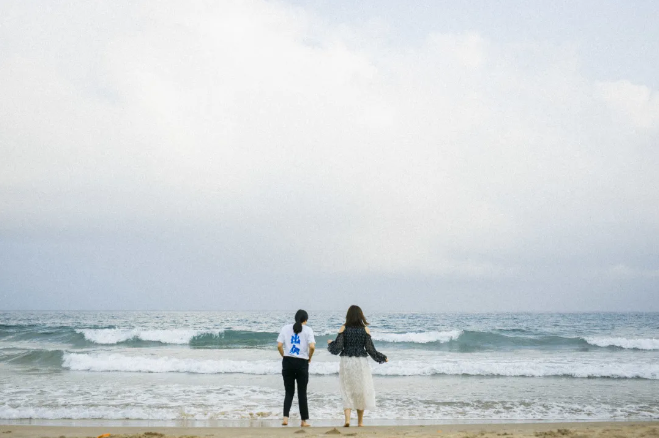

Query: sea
1 311 658 426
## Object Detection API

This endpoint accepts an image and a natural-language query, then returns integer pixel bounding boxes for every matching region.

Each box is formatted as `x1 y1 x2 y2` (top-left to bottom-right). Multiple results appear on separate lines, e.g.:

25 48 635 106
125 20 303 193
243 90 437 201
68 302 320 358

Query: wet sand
1 421 657 438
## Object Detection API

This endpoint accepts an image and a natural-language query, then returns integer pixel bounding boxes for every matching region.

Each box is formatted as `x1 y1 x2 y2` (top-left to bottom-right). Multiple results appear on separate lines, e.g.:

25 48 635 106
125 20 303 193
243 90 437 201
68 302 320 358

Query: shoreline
1 421 658 438
1 419 657 428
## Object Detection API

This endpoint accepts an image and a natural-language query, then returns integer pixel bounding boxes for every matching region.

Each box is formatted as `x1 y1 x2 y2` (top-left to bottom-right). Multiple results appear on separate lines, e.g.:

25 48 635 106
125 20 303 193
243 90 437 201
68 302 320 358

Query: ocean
1 311 658 425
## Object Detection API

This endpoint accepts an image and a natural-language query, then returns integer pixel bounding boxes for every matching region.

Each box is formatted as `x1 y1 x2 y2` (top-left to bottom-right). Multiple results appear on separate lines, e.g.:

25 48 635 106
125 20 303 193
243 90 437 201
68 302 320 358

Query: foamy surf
4 310 659 422
583 336 659 350
372 330 463 343
61 352 659 379
3 398 658 421
62 353 338 375
76 329 220 345
3 325 657 351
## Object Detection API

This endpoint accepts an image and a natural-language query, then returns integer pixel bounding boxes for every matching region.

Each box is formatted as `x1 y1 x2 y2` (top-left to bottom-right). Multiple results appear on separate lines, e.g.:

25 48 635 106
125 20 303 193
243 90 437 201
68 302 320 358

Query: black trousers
282 356 309 420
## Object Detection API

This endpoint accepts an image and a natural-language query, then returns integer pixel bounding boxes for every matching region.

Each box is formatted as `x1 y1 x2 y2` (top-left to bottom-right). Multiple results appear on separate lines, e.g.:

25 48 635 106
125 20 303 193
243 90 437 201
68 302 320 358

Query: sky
1 0 658 312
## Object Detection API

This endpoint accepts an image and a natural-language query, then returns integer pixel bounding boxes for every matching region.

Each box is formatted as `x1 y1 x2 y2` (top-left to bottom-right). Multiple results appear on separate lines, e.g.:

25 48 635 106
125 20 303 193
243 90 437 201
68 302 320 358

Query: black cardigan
327 326 387 364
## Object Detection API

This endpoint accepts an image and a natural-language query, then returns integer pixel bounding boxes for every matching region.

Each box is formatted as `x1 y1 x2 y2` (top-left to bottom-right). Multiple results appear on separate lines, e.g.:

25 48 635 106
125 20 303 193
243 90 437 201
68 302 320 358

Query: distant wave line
2 325 658 351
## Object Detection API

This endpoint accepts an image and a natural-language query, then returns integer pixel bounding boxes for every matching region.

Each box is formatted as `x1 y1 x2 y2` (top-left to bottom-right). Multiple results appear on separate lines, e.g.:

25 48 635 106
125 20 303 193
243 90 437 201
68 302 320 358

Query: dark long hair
293 309 308 334
345 305 368 328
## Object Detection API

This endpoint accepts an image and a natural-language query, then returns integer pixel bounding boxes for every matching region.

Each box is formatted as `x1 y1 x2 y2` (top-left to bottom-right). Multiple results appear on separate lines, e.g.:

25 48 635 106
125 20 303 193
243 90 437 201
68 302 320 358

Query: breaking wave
2 324 658 351
75 329 278 347
61 352 659 379
583 337 659 350
372 330 463 343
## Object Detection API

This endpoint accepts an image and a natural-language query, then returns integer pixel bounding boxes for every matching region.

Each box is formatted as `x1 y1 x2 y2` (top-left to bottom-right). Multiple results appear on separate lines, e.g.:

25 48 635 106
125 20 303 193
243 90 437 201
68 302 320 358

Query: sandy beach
1 422 657 438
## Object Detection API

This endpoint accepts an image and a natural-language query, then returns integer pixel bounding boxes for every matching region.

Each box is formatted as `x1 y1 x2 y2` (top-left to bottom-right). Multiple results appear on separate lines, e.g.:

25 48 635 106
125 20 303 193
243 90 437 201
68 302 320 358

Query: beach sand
1 422 657 438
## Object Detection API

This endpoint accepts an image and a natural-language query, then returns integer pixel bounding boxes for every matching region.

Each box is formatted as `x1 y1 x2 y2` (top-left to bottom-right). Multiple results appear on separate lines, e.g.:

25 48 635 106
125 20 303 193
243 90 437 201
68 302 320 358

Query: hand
385 358 389 363
327 339 332 344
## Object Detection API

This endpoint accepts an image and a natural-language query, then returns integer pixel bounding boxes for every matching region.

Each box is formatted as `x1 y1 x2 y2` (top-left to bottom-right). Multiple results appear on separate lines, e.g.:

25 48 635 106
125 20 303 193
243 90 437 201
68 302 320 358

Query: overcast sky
1 1 658 312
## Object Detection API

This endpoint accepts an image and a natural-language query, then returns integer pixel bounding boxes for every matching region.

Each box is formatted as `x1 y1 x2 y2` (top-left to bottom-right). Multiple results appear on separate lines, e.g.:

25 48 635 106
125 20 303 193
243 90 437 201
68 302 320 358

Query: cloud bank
1 1 658 311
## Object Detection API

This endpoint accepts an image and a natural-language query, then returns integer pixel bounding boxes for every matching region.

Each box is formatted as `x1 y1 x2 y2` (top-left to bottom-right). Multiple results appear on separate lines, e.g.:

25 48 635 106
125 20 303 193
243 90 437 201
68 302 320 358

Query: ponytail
293 309 308 334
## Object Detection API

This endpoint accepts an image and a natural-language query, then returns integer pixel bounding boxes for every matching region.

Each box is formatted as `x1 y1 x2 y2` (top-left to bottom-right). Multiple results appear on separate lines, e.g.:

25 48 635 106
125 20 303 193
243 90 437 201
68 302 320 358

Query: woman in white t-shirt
277 309 316 427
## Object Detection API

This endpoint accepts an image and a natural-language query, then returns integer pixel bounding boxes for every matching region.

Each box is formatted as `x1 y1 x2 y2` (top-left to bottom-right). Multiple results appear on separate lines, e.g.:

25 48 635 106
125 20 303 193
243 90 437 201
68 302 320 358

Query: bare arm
277 342 284 357
308 343 315 363
327 325 346 344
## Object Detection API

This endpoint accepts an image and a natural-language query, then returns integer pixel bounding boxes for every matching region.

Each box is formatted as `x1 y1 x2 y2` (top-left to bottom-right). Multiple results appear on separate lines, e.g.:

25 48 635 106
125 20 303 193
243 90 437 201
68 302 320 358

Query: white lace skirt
339 356 376 410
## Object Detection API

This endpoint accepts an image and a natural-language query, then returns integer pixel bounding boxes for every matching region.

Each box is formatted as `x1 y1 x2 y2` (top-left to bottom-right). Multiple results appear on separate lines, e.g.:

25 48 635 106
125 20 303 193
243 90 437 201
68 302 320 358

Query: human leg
296 361 310 425
343 409 351 426
282 358 296 424
357 409 364 426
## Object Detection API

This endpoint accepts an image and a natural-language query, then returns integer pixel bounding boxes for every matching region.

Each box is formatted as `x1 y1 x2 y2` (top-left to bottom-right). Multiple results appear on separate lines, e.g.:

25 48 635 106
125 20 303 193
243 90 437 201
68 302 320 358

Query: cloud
607 264 659 279
1 0 658 309
596 80 659 129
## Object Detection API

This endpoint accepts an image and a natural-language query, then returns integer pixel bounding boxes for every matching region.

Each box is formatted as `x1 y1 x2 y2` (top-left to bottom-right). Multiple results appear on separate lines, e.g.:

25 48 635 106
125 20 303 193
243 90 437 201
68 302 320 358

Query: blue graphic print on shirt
290 333 301 355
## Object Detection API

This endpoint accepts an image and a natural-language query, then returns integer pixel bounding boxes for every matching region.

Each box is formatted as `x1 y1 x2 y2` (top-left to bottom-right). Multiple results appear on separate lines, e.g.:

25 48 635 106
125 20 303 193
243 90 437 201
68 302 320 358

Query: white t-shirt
277 324 316 360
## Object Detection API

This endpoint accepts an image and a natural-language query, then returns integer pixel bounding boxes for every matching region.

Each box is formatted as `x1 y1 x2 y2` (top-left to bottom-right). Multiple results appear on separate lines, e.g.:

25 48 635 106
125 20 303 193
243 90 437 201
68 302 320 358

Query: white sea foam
0 382 291 420
372 330 463 343
3 401 658 421
62 353 339 375
61 352 659 379
76 329 217 344
373 359 659 379
0 406 182 420
584 336 659 350
2 389 659 421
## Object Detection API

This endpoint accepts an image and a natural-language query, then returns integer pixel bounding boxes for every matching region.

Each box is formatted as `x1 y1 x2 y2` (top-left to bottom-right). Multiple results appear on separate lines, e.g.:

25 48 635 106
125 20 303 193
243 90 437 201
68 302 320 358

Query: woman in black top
327 305 388 427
